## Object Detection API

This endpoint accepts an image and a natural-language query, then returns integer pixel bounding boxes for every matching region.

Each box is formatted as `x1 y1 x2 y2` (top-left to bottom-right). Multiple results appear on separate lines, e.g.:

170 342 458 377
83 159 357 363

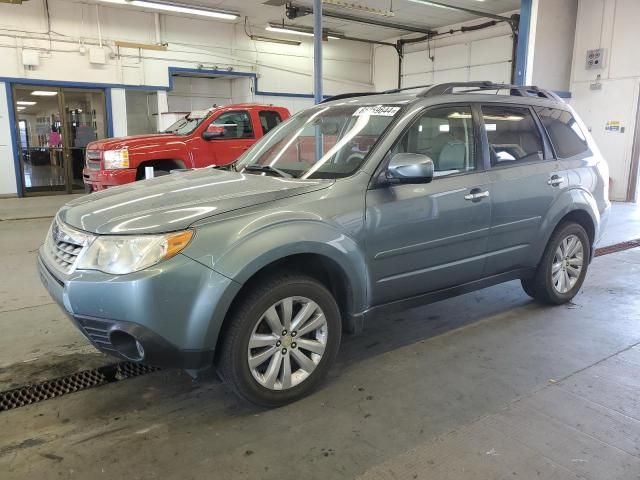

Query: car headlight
103 149 129 169
77 230 194 274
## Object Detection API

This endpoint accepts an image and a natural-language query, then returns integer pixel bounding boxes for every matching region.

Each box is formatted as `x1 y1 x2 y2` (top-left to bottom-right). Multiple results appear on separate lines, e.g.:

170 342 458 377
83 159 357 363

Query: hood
87 133 180 151
59 169 331 234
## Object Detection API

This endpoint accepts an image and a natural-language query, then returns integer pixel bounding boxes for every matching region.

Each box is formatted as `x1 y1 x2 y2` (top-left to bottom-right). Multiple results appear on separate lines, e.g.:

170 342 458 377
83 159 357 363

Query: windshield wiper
243 164 293 178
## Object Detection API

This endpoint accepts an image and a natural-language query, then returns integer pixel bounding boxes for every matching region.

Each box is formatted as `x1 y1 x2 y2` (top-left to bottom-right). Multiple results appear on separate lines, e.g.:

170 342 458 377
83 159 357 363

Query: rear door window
258 110 283 135
481 105 544 166
535 107 589 158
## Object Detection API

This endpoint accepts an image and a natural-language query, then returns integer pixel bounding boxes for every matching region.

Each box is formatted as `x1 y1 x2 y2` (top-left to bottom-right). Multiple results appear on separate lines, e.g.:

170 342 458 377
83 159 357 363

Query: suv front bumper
37 251 241 370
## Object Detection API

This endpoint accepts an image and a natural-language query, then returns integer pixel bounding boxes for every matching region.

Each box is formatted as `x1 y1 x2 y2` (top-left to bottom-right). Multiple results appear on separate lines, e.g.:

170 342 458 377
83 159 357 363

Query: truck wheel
525 222 591 305
218 273 341 407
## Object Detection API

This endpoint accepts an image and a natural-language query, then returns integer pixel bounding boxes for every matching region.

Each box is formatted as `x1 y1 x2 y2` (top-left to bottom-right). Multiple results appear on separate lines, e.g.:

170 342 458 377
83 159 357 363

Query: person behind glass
48 125 62 166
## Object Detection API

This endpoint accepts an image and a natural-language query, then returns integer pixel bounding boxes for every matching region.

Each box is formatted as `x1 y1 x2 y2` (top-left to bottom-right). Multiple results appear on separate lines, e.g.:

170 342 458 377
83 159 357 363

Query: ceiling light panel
98 0 238 20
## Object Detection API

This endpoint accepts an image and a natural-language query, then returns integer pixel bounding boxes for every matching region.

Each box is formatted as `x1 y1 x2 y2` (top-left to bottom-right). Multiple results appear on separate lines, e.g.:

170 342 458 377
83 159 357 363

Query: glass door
61 88 107 192
13 85 107 195
14 86 66 193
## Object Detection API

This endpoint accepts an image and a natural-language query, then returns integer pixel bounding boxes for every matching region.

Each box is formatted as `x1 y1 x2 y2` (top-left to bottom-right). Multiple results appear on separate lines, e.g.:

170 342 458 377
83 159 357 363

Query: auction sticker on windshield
353 105 401 117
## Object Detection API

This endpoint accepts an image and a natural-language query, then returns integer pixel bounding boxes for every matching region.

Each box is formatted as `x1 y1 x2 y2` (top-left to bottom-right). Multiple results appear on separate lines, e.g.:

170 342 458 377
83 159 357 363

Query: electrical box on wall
89 47 107 65
22 50 40 68
585 48 605 70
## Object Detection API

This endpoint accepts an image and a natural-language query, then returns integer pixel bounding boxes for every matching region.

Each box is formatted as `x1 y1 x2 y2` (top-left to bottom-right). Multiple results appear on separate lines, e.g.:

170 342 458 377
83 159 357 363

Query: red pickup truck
83 103 290 191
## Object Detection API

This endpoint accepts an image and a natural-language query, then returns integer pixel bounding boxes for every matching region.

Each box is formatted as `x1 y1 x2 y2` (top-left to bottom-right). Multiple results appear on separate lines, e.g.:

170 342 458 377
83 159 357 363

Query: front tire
218 273 341 407
524 222 591 305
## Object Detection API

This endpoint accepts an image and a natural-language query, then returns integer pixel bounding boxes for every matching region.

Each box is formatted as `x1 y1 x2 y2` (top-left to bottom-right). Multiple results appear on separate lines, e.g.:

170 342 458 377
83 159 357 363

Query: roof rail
320 82 563 104
418 81 562 101
319 92 375 103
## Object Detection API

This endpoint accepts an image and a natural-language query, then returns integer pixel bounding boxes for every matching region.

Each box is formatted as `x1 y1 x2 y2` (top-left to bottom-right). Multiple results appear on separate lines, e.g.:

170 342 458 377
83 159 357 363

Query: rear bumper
37 252 241 370
82 167 137 191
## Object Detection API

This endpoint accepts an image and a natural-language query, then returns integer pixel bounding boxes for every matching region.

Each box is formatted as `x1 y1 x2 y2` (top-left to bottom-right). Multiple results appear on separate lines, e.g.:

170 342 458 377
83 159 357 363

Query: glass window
536 107 589 158
235 103 401 179
481 105 544 165
259 110 283 135
211 111 254 139
392 106 476 177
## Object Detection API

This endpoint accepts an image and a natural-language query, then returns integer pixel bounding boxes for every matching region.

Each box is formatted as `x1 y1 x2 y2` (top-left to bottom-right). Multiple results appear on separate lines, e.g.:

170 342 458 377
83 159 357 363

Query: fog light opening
110 330 144 361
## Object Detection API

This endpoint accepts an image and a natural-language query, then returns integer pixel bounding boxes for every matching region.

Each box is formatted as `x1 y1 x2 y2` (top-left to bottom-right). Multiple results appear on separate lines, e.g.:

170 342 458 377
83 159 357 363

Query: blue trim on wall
515 0 533 86
0 66 324 104
0 76 168 91
105 88 114 138
4 83 24 197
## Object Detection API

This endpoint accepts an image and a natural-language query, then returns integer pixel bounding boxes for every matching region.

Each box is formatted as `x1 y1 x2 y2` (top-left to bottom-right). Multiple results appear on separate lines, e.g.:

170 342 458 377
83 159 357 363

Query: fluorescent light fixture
266 23 341 40
17 106 26 111
17 101 37 106
98 0 238 20
250 35 301 46
266 25 314 37
405 0 457 10
31 91 58 96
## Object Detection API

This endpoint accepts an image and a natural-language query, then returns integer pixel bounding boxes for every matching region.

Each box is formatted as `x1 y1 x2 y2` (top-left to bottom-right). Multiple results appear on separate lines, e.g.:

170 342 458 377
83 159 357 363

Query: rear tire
525 222 591 305
218 273 341 407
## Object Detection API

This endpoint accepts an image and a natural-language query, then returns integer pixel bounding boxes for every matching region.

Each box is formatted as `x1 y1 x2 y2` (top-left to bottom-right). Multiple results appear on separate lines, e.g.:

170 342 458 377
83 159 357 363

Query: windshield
163 110 212 135
235 103 401 179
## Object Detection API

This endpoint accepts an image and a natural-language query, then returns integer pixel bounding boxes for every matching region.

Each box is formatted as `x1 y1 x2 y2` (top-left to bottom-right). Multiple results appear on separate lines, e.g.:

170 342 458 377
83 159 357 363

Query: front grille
86 149 102 170
44 219 94 274
75 317 118 354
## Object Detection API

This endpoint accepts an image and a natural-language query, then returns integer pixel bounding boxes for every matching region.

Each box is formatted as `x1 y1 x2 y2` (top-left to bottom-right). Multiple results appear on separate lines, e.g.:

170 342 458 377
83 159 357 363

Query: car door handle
547 175 566 187
464 190 490 202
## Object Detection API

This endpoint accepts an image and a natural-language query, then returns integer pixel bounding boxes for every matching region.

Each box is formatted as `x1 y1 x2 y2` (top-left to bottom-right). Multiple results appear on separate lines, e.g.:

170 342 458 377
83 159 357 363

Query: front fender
129 142 189 166
189 221 368 350
531 187 600 263
213 221 368 313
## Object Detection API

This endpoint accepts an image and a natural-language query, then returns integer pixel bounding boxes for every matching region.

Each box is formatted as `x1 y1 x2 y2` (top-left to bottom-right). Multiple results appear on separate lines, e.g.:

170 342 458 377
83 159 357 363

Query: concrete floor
1 196 640 479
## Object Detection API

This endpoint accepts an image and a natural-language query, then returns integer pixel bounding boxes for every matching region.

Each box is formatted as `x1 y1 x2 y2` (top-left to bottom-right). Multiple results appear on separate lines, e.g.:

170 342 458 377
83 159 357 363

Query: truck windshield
235 103 402 179
163 110 211 135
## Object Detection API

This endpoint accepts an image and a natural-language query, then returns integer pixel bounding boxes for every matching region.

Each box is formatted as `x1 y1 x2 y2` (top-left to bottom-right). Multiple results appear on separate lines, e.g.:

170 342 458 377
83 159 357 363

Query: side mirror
386 153 434 184
202 125 225 141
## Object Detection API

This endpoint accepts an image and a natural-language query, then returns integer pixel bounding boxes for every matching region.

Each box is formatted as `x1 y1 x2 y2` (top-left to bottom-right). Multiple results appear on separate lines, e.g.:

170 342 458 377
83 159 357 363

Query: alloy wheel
551 234 584 294
247 296 328 390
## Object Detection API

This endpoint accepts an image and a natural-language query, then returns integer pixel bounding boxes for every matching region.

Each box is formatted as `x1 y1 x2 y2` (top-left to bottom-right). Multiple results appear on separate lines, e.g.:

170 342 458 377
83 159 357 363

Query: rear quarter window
535 107 589 158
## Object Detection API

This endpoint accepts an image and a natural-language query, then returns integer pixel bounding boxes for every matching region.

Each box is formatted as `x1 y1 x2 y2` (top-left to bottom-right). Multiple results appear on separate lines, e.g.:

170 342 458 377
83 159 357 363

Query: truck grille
85 150 102 170
44 219 94 274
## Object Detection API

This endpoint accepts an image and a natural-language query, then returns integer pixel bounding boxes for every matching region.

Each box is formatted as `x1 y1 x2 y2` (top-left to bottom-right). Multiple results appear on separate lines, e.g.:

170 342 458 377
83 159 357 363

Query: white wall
569 0 640 201
110 88 127 137
374 16 515 92
530 0 577 91
0 0 374 195
0 83 18 196
0 0 373 93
